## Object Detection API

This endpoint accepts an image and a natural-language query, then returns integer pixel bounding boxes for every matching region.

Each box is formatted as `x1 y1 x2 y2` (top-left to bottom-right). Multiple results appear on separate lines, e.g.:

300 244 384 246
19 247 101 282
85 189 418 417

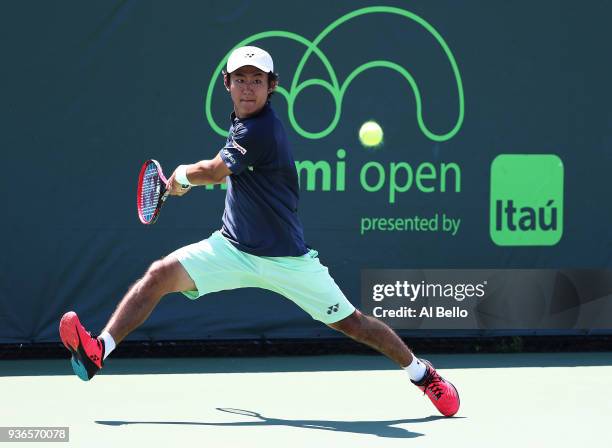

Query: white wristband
175 165 193 186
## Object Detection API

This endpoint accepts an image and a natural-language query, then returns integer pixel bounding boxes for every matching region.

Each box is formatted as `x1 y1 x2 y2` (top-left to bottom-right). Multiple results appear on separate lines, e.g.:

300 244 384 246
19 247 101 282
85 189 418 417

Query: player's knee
328 310 365 337
142 260 171 295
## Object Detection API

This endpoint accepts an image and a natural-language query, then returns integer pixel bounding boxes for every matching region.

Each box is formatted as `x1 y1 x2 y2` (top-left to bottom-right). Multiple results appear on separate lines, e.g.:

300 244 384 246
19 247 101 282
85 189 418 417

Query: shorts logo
490 154 564 246
327 303 339 314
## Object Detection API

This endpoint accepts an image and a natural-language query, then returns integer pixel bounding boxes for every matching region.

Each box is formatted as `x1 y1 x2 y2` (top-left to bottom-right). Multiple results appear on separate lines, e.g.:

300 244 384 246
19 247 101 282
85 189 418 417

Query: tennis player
59 46 460 417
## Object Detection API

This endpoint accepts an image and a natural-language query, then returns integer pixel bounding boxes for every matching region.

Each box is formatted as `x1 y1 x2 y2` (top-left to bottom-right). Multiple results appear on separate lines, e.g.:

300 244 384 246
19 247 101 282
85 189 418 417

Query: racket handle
161 184 190 202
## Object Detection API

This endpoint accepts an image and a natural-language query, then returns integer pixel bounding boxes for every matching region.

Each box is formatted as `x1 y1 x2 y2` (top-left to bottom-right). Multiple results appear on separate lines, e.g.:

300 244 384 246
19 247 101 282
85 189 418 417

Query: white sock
404 356 427 382
99 331 116 360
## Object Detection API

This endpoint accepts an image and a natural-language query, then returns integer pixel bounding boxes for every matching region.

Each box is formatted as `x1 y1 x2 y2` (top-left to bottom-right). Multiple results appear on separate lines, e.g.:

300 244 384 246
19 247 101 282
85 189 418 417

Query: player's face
227 66 275 118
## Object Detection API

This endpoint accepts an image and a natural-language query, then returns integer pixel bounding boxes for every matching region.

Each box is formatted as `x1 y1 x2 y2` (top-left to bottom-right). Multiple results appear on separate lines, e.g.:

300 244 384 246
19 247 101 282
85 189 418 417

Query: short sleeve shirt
219 102 308 257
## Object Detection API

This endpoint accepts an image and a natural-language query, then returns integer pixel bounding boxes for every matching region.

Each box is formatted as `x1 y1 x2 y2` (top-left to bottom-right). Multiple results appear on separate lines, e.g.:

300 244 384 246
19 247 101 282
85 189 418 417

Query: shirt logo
231 123 248 155
231 138 247 155
222 148 237 164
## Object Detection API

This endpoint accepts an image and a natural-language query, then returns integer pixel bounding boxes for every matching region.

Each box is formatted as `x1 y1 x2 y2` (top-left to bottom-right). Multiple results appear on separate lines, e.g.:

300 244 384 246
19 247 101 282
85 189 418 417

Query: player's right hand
166 170 192 197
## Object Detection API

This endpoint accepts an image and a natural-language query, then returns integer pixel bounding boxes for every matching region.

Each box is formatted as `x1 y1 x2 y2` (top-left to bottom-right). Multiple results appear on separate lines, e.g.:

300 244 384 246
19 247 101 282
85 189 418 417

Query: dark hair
222 70 279 99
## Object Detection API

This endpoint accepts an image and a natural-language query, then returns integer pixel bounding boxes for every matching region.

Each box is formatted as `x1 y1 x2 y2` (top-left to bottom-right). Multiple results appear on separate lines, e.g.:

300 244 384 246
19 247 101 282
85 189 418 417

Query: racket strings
140 164 161 221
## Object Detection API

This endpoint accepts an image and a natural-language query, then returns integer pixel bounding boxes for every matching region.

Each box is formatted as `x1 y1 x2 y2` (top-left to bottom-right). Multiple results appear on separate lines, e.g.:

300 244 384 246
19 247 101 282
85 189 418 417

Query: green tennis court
2 352 611 447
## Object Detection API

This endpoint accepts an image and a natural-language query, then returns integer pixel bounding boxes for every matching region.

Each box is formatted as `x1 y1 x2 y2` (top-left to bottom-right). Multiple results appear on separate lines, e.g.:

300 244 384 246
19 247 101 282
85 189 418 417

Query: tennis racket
136 159 188 225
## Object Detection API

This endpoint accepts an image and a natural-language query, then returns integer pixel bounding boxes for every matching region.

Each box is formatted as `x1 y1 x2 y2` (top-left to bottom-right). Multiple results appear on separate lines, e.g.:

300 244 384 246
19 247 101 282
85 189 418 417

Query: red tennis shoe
412 359 460 417
59 311 104 381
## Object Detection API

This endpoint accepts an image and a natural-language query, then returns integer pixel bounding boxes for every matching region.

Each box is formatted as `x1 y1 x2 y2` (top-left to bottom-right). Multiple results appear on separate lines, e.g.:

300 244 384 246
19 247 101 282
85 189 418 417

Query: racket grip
162 184 189 199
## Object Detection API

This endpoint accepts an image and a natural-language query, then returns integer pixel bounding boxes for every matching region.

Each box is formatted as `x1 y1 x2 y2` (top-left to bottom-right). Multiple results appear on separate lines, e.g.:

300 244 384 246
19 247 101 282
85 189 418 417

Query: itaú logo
204 6 464 142
489 155 564 246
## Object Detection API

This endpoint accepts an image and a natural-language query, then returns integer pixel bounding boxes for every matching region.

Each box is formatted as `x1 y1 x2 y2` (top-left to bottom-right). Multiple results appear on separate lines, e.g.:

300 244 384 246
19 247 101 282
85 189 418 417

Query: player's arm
185 154 231 185
166 154 231 195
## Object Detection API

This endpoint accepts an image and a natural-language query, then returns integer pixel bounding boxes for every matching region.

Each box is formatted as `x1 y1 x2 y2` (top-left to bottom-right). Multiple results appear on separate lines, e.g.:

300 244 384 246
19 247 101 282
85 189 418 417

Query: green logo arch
204 6 464 142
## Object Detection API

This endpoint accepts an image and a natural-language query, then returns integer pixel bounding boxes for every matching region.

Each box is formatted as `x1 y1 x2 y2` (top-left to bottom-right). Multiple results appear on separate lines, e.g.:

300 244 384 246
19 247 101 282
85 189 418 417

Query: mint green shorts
170 231 355 324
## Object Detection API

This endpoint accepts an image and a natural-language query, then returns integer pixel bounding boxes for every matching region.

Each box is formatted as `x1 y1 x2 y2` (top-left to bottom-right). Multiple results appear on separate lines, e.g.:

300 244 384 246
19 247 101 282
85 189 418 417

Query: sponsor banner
3 1 612 342
361 270 612 329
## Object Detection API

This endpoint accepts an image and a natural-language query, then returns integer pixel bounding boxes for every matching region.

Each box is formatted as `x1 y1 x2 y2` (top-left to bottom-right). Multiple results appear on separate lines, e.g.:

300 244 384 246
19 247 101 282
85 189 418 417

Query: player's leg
333 310 460 416
328 309 413 366
328 308 459 417
260 250 460 417
59 230 260 381
102 256 194 343
258 251 414 364
59 256 195 381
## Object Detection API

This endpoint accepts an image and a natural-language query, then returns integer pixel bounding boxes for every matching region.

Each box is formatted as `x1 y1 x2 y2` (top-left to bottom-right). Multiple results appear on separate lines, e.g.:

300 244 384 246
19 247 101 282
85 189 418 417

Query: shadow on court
95 408 461 439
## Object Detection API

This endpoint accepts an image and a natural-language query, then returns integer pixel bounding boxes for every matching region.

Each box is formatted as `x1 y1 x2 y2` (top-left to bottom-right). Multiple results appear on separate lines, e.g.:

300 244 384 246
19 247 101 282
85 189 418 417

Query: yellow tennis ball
359 121 383 147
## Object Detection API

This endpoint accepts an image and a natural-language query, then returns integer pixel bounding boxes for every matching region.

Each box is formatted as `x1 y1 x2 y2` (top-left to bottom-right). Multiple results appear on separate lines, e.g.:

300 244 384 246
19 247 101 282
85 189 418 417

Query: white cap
226 46 274 74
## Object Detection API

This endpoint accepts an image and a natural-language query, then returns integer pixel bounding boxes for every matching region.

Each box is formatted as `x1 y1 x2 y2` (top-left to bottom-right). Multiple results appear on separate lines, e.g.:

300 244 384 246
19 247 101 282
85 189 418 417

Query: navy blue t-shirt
219 102 308 256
